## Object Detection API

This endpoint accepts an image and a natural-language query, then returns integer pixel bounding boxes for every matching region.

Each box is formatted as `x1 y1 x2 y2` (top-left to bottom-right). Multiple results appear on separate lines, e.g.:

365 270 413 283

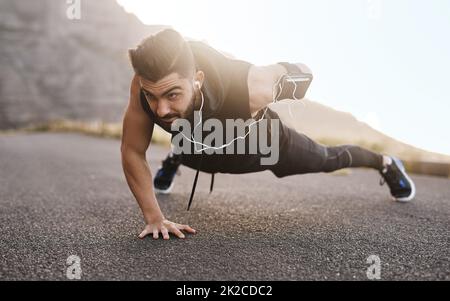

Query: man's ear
195 70 205 87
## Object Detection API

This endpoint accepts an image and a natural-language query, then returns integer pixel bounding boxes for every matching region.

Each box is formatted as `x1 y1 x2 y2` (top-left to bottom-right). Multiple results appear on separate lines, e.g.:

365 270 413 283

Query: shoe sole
391 157 416 202
154 181 175 195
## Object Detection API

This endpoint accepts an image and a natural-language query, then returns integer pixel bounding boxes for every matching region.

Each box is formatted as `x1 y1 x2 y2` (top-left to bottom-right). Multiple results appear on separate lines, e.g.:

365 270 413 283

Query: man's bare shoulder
125 74 152 128
128 74 143 109
122 74 153 144
247 62 313 115
247 64 284 114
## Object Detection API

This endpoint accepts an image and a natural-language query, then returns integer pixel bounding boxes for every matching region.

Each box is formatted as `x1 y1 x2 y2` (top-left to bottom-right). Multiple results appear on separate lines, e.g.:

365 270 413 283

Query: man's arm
121 75 196 240
248 63 313 116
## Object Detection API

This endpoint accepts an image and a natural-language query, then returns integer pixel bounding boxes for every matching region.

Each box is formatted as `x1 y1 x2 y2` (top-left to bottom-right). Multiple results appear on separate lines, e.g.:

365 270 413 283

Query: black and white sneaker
379 157 416 202
153 153 182 194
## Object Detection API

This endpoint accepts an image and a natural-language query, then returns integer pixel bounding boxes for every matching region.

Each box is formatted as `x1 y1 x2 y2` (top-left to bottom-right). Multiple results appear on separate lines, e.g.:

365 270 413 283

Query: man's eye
144 92 155 100
168 93 179 99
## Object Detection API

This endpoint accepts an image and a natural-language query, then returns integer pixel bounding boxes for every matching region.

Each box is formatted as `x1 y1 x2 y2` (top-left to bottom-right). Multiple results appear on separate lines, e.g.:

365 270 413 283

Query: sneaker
379 157 416 202
153 153 182 194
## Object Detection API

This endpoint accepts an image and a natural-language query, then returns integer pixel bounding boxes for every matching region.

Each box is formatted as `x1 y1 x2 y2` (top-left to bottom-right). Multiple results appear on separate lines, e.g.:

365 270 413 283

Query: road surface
0 133 448 280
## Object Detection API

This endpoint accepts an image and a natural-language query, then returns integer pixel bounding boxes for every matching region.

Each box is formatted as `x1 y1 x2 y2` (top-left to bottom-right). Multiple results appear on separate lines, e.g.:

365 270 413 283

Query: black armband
276 62 313 101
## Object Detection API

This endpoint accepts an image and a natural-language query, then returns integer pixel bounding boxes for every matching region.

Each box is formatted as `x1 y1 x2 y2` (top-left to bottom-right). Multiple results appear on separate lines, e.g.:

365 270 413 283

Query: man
121 29 416 240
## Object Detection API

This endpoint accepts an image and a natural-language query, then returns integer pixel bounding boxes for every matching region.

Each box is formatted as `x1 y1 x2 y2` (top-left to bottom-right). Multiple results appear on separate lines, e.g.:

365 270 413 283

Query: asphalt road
0 133 449 280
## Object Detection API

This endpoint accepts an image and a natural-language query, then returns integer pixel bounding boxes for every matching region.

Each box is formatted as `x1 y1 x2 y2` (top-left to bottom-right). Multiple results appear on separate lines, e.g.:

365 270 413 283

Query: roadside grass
0 119 171 146
2 120 449 178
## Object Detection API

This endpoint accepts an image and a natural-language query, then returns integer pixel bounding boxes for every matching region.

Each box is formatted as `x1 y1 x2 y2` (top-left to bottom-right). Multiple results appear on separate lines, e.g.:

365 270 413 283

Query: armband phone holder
276 62 313 101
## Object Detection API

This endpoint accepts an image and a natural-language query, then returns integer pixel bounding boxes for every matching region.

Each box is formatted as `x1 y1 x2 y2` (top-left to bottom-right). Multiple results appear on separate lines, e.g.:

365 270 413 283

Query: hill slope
0 0 164 128
272 100 450 163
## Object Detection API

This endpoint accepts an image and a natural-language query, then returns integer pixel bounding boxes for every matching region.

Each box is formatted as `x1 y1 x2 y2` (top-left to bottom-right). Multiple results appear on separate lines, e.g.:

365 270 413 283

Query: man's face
139 72 198 126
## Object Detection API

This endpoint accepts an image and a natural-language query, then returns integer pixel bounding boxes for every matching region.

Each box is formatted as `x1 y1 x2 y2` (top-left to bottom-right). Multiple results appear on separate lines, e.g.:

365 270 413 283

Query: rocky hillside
272 100 450 163
0 0 164 128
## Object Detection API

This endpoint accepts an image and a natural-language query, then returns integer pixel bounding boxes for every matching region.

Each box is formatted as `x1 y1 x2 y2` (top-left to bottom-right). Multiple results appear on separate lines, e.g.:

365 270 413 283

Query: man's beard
159 90 197 124
158 90 197 134
179 89 198 120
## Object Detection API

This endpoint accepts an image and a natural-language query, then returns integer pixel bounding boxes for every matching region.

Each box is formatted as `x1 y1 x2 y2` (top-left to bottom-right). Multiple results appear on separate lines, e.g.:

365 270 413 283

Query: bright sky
117 0 450 156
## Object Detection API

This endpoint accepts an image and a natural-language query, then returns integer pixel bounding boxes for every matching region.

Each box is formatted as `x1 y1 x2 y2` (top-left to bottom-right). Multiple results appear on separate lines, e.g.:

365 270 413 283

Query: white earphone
194 80 201 89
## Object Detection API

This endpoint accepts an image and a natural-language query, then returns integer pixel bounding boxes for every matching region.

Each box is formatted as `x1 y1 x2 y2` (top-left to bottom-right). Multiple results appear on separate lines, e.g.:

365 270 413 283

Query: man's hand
138 219 197 240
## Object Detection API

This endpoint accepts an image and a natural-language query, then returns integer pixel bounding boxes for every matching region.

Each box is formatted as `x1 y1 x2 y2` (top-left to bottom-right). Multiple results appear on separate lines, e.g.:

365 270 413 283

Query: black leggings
177 108 383 177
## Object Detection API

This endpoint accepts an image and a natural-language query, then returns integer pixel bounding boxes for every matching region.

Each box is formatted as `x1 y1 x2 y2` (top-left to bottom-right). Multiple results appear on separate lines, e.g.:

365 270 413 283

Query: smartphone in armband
276 73 313 101
276 62 313 101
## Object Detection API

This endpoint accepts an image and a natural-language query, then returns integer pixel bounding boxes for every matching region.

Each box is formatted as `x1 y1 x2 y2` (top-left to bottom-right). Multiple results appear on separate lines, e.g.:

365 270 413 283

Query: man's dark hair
128 29 196 82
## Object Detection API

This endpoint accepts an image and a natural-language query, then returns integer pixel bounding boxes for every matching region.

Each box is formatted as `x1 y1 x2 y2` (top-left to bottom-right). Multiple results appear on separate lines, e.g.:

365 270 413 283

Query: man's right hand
138 219 197 240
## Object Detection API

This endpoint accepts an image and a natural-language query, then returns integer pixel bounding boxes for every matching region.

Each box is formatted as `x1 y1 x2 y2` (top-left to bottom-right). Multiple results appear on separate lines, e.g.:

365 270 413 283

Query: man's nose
156 100 171 118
